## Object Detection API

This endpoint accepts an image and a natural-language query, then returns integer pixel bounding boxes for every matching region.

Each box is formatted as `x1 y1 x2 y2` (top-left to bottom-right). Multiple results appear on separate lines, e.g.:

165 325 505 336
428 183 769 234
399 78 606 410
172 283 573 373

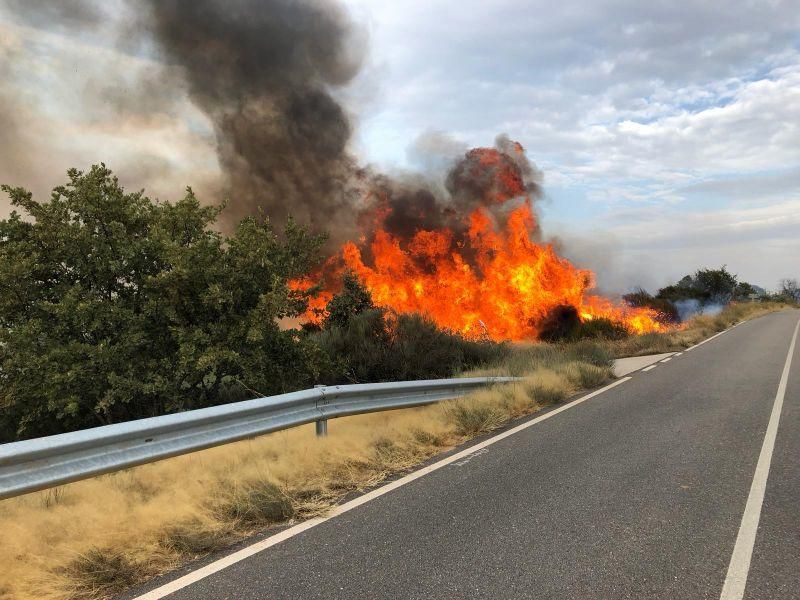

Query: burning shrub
314 310 507 384
323 272 375 329
312 277 507 383
572 317 631 341
296 139 664 341
538 306 629 342
623 287 680 323
538 305 582 341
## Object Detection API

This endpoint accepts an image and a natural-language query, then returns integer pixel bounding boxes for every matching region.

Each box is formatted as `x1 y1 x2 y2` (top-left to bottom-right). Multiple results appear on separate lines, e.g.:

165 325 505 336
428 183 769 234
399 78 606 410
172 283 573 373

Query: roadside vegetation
1 356 596 599
0 167 796 599
0 300 791 599
0 168 504 443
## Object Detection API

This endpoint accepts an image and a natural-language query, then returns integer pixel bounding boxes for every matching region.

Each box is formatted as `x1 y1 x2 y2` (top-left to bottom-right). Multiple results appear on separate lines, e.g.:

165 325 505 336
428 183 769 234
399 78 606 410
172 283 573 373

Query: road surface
131 310 800 600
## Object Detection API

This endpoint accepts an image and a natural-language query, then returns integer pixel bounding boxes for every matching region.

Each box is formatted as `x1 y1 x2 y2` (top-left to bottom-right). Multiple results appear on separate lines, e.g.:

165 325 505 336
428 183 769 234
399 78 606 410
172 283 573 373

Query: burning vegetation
293 137 664 341
3 0 667 347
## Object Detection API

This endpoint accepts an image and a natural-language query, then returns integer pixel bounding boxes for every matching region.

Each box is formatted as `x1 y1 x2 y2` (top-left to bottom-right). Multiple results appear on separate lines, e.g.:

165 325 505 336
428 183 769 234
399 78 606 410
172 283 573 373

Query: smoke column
144 0 366 236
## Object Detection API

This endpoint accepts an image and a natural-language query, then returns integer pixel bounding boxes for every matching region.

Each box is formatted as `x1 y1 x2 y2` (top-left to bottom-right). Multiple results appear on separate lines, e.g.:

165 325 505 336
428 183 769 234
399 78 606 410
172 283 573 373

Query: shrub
525 381 568 405
538 305 581 341
314 308 508 383
571 317 630 341
623 287 679 323
558 362 612 389
323 272 375 328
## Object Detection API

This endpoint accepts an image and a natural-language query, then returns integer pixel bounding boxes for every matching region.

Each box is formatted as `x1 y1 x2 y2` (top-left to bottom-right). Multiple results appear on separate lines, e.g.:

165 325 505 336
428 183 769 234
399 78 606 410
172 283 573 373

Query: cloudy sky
1 0 798 292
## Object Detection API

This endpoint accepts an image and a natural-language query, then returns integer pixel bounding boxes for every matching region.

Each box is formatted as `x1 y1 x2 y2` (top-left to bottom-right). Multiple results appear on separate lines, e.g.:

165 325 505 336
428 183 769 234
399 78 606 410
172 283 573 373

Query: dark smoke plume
145 0 365 236
2 0 542 257
353 134 543 271
366 135 542 239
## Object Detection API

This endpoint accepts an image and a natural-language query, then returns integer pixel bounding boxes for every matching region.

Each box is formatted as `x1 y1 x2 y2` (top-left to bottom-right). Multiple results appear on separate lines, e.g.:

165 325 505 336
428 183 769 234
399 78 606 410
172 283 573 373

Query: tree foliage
625 267 765 322
323 271 375 329
0 165 327 441
656 266 740 305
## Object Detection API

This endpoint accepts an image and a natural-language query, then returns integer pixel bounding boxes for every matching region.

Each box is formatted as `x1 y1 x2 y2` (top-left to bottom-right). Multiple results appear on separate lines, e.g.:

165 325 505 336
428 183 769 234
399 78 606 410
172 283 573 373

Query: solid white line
133 377 632 600
642 365 657 372
685 327 730 351
719 317 800 600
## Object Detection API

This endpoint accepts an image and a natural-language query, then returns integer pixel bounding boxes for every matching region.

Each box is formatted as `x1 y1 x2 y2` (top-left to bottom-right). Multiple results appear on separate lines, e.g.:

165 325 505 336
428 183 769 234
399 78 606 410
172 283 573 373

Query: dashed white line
719 317 800 600
660 357 672 363
132 377 632 600
642 365 657 372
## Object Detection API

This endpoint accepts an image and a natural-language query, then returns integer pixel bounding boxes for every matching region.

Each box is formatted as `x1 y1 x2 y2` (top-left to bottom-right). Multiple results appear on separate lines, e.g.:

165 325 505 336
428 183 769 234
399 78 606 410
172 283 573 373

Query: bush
571 317 630 341
557 362 612 389
525 381 567 405
313 279 508 383
538 305 581 341
0 166 328 441
538 305 631 342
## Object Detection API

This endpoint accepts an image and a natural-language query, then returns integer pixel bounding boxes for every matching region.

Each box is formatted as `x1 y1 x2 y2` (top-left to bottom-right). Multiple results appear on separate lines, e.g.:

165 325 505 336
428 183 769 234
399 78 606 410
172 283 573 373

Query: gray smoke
1 0 543 257
144 0 366 235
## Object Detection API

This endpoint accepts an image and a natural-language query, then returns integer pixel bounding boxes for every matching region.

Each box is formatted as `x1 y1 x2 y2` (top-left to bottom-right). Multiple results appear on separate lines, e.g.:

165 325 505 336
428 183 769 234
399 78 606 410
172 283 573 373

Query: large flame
293 141 664 340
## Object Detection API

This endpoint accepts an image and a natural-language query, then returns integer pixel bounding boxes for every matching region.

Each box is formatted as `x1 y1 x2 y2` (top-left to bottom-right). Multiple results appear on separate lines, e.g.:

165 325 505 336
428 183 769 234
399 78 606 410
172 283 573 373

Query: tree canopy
0 165 327 441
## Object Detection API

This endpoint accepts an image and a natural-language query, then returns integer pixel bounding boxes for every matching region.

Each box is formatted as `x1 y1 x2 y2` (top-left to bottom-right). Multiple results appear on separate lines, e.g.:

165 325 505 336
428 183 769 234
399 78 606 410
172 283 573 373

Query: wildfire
293 140 664 340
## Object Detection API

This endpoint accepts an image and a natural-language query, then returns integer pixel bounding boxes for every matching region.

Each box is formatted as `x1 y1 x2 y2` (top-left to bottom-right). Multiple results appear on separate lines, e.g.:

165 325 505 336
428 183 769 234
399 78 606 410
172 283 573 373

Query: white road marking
685 328 729 351
675 352 684 357
132 377 632 600
719 317 800 600
452 447 489 466
642 365 657 372
660 357 672 363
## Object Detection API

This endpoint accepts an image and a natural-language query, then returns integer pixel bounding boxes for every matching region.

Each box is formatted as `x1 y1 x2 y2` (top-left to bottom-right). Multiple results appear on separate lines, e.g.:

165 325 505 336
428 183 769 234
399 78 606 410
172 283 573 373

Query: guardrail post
314 385 328 437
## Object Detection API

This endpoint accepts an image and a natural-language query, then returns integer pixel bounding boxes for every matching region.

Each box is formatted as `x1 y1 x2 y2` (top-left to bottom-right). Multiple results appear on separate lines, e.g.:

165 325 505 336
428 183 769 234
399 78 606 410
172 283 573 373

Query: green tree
323 271 376 329
656 266 738 305
0 165 326 441
693 266 738 303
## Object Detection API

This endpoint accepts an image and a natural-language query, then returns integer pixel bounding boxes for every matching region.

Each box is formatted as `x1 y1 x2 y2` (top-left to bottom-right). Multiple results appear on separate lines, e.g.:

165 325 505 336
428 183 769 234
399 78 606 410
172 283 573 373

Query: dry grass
0 301 790 600
0 368 583 599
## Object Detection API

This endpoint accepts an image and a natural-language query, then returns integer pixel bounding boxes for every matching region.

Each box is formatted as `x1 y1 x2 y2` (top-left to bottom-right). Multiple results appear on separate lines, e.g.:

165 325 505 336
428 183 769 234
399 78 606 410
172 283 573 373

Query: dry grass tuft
211 480 294 528
445 398 507 436
159 520 237 556
60 549 144 599
0 301 791 600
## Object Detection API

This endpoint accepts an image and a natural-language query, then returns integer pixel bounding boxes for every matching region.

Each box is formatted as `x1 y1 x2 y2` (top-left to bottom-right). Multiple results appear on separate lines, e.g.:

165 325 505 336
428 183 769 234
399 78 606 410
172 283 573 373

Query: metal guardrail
0 377 518 500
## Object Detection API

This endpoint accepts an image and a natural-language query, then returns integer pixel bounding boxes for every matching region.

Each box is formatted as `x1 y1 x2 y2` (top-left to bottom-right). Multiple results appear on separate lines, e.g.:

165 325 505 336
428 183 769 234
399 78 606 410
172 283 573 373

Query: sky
0 0 798 293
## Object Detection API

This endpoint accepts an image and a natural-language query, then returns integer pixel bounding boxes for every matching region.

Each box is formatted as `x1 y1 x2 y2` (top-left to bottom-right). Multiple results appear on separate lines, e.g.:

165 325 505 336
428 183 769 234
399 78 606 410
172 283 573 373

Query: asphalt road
133 310 800 600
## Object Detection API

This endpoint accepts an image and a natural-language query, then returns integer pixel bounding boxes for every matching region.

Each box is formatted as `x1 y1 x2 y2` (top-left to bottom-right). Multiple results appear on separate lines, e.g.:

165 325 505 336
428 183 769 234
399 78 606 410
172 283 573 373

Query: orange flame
293 143 664 340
